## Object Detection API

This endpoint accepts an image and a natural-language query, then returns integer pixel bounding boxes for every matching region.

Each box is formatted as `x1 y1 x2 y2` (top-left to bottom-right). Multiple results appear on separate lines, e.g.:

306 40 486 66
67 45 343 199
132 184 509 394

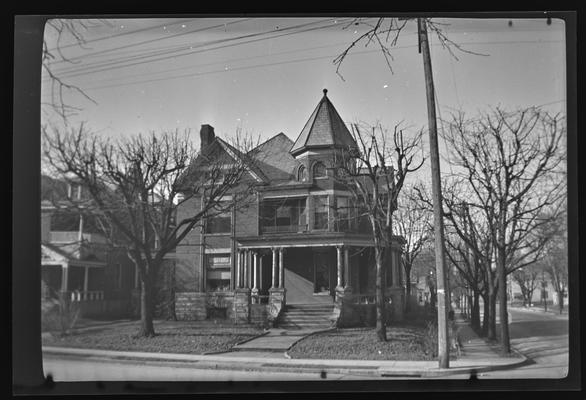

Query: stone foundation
233 288 251 324
267 287 286 327
175 292 207 320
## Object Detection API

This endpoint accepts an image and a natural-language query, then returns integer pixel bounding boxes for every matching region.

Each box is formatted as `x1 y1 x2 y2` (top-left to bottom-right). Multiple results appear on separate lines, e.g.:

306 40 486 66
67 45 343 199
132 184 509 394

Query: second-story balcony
260 224 308 234
260 197 307 235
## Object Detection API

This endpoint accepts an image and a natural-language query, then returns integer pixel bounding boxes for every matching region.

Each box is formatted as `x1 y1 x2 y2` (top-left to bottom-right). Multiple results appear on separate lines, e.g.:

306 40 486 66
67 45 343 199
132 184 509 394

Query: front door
313 251 331 295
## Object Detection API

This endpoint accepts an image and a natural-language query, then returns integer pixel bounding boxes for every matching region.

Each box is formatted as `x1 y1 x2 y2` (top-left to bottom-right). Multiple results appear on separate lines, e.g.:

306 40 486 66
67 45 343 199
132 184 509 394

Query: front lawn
42 320 265 355
287 324 443 361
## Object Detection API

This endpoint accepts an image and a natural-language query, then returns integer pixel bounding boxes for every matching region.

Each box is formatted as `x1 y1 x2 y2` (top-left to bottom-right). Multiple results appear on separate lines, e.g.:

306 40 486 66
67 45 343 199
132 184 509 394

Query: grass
42 320 265 355
287 323 439 361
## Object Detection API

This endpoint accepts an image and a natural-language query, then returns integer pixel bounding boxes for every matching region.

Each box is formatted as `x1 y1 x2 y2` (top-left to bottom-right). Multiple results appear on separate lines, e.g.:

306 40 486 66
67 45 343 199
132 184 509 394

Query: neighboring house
41 176 137 318
508 277 567 307
174 89 406 327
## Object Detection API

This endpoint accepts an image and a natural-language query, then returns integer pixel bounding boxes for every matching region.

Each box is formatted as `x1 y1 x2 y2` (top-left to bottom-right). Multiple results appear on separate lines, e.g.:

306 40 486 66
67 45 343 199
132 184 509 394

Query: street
42 354 377 381
478 306 569 379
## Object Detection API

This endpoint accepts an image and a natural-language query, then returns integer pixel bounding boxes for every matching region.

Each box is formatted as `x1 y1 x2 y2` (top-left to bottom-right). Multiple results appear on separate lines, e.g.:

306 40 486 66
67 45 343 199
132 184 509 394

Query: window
206 253 231 292
260 197 307 233
336 196 350 232
312 162 327 179
313 195 329 230
205 208 231 234
298 165 308 182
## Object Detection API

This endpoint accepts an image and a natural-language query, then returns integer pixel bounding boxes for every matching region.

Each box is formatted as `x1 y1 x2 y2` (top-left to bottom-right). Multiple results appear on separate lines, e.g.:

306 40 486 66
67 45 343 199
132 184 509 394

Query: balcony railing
50 231 107 244
260 224 308 234
69 290 105 302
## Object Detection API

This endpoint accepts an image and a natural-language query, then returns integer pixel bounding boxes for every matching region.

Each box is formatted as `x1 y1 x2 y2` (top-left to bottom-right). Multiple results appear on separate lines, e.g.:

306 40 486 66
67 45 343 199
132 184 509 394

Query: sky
41 16 567 161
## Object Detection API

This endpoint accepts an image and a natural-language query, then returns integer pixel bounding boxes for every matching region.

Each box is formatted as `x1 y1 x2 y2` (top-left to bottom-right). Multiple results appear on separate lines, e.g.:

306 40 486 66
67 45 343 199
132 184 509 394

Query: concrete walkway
42 312 529 378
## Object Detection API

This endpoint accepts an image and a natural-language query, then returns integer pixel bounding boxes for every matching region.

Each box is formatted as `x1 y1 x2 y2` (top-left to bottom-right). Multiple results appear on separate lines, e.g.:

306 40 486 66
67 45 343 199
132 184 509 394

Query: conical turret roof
290 89 357 156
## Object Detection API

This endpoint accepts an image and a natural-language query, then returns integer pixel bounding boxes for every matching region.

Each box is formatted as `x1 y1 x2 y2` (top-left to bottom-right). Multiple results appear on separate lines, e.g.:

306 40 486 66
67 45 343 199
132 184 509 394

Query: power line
49 18 348 79
71 39 564 94
48 18 256 73
72 40 355 87
46 18 195 53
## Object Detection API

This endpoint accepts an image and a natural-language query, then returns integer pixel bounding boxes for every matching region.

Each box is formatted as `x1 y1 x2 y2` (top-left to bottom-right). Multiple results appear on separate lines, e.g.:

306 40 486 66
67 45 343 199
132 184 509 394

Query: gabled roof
290 89 358 156
216 137 269 183
247 133 300 181
179 136 269 190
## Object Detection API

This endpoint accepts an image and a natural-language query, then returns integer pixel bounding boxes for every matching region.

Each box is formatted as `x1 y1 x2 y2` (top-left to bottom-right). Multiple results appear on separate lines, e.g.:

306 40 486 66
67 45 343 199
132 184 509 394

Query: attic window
312 162 327 179
297 165 307 182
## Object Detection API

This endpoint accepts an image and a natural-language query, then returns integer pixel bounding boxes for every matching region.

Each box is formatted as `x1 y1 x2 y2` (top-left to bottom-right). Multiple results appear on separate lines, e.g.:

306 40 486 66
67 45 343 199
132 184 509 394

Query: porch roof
236 232 406 249
41 242 107 268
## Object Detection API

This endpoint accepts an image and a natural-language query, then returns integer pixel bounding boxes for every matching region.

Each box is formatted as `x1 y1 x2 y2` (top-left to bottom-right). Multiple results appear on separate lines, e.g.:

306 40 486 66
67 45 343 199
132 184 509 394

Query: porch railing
70 290 105 302
348 294 392 305
260 224 308 234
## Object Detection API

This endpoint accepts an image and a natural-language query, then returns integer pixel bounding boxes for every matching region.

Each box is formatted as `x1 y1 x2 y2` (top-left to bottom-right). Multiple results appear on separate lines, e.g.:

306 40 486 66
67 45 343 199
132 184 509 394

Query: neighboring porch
41 243 132 318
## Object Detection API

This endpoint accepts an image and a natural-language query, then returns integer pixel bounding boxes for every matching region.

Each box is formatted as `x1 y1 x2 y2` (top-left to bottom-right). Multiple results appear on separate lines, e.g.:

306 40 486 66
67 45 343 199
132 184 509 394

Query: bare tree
393 184 432 313
540 208 568 314
42 19 107 122
512 266 541 307
335 122 425 341
442 107 566 353
417 181 496 336
42 125 258 337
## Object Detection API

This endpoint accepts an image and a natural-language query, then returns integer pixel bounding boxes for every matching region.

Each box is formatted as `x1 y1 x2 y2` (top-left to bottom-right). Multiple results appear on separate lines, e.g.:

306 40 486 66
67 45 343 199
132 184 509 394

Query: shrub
41 293 81 335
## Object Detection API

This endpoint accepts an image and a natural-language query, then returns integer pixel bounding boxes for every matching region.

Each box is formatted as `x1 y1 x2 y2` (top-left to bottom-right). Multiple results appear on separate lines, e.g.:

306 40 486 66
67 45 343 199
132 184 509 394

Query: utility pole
418 17 450 369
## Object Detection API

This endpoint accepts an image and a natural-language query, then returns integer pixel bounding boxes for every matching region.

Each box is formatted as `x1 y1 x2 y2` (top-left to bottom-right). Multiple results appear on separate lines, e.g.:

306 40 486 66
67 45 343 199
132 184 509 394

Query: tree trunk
374 246 387 342
138 270 156 337
471 290 481 331
168 262 177 321
487 286 497 341
404 266 412 313
498 263 511 353
558 290 564 314
481 293 489 336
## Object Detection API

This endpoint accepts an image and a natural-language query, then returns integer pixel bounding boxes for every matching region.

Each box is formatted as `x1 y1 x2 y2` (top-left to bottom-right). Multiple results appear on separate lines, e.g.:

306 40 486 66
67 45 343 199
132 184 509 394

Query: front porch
233 232 405 327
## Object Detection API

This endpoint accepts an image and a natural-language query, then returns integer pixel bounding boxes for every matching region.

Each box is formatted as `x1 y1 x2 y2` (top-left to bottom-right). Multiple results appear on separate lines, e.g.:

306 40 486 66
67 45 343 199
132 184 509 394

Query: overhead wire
47 18 257 74
46 18 195 53
49 18 352 79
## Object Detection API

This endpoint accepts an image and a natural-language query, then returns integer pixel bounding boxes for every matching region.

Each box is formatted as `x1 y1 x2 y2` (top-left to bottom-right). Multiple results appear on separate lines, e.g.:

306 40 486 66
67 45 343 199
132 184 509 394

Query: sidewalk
42 313 529 378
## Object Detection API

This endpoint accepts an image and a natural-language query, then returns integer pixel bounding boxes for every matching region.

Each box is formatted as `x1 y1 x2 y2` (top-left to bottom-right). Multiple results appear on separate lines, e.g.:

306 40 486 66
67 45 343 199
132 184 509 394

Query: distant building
40 176 137 318
174 90 406 327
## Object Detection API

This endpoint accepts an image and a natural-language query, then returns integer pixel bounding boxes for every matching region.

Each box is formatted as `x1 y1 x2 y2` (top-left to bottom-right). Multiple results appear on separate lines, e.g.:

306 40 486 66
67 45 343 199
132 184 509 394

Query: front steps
277 303 335 330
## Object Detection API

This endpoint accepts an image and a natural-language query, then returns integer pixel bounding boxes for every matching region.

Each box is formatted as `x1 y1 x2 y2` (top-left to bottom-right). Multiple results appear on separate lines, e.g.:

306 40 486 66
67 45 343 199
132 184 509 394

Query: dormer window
297 165 308 182
312 162 327 179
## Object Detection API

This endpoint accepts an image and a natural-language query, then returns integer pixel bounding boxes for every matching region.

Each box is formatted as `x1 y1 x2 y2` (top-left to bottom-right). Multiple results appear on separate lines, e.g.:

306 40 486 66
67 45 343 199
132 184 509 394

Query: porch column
245 250 251 288
61 263 69 292
83 266 89 292
278 248 284 288
336 246 343 289
236 250 241 289
271 247 277 288
253 251 258 290
344 246 351 289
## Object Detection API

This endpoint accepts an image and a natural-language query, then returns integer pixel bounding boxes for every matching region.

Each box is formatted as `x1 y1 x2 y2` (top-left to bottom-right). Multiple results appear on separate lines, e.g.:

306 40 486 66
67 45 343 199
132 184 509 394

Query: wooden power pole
418 17 450 369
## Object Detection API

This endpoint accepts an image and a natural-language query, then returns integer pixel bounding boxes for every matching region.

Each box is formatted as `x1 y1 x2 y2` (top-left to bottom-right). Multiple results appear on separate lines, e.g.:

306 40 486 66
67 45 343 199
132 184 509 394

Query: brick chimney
200 124 215 151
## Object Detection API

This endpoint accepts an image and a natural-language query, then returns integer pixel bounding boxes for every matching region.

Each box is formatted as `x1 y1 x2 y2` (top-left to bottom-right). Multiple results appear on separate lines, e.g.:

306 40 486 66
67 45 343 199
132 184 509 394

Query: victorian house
174 89 406 328
40 175 137 318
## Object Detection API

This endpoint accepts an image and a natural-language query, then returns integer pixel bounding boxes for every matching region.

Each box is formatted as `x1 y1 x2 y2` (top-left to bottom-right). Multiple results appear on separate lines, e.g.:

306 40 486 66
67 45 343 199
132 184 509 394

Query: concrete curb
42 345 528 378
